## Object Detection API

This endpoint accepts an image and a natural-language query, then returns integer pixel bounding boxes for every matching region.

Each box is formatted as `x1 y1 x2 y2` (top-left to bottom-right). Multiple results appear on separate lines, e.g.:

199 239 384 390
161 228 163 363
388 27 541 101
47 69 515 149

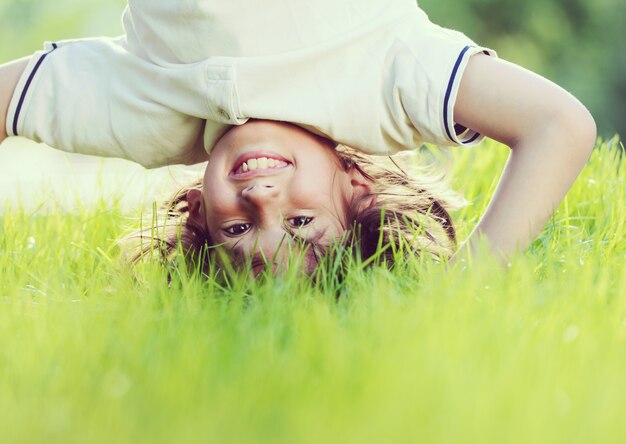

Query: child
0 0 596 272
132 119 461 275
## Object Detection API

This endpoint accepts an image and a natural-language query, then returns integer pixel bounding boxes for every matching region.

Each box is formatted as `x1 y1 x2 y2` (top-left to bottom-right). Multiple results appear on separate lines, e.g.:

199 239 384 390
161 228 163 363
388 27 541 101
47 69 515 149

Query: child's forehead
223 237 329 275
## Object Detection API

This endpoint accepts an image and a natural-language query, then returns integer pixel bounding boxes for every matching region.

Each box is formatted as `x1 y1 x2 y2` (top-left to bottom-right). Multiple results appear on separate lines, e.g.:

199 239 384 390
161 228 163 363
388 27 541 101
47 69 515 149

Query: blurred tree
419 0 625 138
0 0 125 60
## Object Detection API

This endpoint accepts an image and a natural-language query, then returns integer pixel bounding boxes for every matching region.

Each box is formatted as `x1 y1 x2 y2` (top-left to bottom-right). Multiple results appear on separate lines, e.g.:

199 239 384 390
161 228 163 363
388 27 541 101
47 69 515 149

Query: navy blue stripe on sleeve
462 132 481 144
12 43 58 137
443 45 471 143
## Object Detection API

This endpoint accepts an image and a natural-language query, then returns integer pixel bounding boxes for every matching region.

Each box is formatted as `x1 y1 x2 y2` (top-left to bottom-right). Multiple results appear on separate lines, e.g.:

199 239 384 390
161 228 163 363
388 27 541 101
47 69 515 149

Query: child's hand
453 55 596 260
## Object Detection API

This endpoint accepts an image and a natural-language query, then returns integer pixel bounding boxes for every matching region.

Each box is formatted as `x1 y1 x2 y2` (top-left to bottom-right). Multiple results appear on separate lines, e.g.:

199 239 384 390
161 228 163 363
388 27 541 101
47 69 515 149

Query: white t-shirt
7 0 495 168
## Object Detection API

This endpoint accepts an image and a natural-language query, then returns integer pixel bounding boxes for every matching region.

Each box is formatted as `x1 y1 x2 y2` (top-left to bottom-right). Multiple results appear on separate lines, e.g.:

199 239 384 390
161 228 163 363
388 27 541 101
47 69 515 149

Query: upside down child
0 0 596 274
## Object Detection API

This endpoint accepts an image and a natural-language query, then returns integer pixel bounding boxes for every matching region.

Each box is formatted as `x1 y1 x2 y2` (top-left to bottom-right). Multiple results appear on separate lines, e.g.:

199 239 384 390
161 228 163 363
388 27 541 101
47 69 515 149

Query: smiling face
187 121 372 275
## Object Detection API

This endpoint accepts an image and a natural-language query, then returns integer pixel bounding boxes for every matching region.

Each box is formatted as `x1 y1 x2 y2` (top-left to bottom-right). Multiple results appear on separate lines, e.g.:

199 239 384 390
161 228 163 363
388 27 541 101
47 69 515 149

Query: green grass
1 138 624 444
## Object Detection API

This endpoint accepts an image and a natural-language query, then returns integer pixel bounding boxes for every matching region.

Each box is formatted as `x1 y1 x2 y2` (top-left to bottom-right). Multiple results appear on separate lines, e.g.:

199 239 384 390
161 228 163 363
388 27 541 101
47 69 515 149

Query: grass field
1 137 624 444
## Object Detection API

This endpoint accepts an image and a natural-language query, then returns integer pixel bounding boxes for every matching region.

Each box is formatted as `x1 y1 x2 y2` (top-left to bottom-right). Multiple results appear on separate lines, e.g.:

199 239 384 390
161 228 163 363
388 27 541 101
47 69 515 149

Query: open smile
230 151 292 180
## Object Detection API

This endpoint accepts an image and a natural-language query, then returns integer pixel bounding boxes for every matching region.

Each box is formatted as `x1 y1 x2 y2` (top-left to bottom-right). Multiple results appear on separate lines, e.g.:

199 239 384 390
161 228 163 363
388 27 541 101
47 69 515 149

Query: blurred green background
1 0 623 138
419 0 625 139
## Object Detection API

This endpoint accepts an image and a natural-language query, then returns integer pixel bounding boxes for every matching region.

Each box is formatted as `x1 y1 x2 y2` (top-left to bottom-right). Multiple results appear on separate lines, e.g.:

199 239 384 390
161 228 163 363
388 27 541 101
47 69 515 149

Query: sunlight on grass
1 138 624 443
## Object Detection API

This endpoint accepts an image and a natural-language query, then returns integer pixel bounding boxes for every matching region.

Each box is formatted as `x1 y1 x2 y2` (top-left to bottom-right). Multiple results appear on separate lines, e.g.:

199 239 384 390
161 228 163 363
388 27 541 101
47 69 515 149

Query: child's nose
241 183 280 205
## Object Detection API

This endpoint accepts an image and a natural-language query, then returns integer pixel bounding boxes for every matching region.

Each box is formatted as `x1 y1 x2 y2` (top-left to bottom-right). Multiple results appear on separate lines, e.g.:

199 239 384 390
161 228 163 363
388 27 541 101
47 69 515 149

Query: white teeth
237 157 288 174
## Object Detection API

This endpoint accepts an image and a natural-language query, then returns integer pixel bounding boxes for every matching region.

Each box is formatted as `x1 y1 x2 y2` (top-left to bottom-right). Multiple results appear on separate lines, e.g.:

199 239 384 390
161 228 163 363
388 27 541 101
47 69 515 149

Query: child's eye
288 216 314 228
224 223 251 236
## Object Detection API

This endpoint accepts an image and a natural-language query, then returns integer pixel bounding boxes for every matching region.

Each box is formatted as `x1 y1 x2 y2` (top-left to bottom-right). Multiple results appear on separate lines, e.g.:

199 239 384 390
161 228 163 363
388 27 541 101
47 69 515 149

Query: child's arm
453 55 596 261
0 58 29 143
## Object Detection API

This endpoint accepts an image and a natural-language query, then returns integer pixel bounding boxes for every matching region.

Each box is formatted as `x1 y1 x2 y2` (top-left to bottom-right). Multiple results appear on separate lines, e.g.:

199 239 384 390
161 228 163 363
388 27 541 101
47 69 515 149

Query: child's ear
347 167 377 211
186 188 206 226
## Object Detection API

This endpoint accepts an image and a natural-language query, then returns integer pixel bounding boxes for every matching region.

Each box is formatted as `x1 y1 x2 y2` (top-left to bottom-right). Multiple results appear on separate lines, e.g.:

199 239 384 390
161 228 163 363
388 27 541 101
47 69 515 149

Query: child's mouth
230 152 292 178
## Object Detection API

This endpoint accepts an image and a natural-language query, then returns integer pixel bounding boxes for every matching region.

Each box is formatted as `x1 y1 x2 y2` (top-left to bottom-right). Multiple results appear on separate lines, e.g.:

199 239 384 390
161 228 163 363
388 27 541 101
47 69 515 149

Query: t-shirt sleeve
387 15 497 147
6 38 210 168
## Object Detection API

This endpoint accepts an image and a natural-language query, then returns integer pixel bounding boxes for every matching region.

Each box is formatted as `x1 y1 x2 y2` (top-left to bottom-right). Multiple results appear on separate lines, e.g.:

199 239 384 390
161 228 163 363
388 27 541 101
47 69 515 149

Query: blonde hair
334 145 459 264
127 145 460 273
